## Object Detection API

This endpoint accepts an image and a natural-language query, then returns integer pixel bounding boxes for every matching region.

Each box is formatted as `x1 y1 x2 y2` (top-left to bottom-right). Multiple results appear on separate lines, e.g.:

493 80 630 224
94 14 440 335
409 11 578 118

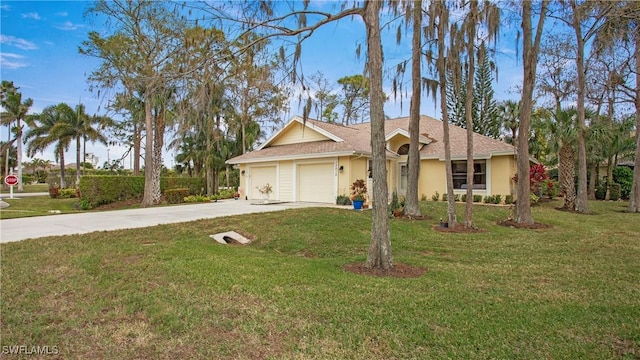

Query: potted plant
257 183 273 203
349 179 367 210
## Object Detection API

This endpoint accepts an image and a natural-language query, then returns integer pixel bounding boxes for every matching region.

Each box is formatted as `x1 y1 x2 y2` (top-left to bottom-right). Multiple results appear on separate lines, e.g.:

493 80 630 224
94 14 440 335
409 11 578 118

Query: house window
452 160 486 190
397 144 410 155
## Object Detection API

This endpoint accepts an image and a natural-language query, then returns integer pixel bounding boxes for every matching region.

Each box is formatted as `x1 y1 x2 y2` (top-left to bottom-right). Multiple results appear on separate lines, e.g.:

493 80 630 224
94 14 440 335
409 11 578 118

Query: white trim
385 128 431 145
227 151 356 164
257 116 343 150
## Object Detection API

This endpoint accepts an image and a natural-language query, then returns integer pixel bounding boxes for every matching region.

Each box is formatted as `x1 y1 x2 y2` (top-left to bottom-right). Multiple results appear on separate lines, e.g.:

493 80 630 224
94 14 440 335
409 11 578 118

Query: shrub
336 194 352 205
78 175 205 207
504 194 515 205
542 179 558 199
432 192 439 202
530 193 540 204
595 179 607 200
390 192 402 212
398 194 406 207
613 166 633 199
184 195 213 203
421 194 427 201
461 194 467 203
454 194 461 202
473 195 483 202
441 193 447 201
483 195 492 204
49 186 59 199
608 183 621 201
78 199 92 210
217 188 236 199
165 188 189 204
493 194 502 204
58 188 78 199
513 164 549 195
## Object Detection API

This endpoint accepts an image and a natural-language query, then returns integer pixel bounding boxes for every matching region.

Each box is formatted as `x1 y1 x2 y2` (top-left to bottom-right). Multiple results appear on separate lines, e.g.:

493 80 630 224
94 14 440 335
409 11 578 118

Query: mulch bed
343 262 426 278
393 214 431 221
496 219 553 229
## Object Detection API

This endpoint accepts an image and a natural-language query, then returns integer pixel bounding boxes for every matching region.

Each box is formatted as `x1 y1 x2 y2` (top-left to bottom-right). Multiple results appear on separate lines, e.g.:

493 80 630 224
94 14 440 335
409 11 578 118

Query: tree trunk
464 0 477 228
572 0 590 214
207 134 214 196
516 1 546 224
141 96 155 207
59 148 66 189
16 121 23 192
364 1 392 271
75 136 81 185
133 121 141 176
436 1 457 227
560 145 575 209
628 28 640 213
404 0 422 217
151 108 164 205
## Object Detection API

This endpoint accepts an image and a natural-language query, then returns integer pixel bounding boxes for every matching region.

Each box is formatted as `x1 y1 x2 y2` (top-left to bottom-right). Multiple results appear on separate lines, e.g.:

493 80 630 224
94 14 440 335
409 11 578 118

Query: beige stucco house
226 115 518 204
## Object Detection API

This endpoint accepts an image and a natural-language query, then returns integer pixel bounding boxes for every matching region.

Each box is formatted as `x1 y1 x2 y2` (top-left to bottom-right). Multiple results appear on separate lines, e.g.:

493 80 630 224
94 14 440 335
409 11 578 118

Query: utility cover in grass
210 231 251 245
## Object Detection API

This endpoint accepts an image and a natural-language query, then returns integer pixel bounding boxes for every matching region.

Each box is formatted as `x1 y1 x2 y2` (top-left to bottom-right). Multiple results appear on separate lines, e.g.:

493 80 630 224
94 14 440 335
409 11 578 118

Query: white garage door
249 166 277 200
297 163 335 203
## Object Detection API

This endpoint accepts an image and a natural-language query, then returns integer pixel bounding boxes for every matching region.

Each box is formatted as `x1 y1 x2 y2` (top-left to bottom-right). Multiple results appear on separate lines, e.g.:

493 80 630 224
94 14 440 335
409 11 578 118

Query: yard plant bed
1 200 639 359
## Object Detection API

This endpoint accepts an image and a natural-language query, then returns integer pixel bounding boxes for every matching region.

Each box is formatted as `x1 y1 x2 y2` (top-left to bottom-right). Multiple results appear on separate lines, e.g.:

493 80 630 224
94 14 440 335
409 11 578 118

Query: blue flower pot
353 199 364 210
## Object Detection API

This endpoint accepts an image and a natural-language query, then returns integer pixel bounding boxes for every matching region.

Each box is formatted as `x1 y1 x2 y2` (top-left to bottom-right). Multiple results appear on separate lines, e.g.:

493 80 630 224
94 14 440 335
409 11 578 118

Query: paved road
0 199 341 243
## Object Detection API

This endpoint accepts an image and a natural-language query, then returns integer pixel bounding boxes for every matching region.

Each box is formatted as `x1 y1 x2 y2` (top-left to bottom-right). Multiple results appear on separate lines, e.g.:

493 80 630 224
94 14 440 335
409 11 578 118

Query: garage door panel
297 163 334 203
249 166 277 200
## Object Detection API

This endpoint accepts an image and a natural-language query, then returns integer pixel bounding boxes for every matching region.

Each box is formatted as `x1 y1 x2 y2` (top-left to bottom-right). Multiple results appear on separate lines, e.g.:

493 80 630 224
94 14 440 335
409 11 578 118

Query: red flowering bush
542 179 557 199
512 164 549 195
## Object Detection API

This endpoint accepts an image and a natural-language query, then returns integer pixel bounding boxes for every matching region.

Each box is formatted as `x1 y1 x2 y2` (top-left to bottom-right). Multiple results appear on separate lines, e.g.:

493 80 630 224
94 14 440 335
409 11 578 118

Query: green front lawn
0 196 81 219
1 200 639 359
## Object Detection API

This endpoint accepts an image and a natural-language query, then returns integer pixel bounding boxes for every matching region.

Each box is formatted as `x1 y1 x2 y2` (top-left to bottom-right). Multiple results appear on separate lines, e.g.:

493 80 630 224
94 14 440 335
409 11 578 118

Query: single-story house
226 115 517 204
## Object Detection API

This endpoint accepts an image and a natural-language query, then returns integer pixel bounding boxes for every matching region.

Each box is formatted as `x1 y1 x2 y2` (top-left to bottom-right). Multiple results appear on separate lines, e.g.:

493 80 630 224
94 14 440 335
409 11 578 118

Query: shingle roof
227 115 515 164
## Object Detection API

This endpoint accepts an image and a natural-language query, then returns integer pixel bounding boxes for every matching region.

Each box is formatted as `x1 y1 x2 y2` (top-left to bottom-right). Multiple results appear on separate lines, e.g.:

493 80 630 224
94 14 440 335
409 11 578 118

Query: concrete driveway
0 199 341 243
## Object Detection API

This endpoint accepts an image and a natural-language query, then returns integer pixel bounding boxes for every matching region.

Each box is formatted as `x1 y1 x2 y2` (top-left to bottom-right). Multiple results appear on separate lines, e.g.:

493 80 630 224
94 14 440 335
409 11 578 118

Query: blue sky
1 1 523 169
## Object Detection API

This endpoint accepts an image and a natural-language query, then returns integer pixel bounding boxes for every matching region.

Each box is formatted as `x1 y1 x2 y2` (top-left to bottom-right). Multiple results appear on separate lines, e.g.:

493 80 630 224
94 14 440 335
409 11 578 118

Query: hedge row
78 176 205 207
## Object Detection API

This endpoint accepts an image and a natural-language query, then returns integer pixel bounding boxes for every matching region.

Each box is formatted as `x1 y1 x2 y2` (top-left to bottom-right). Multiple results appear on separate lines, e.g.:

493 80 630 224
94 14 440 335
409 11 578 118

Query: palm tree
0 141 17 178
24 104 75 188
498 100 520 146
68 104 111 185
0 81 33 191
547 107 579 210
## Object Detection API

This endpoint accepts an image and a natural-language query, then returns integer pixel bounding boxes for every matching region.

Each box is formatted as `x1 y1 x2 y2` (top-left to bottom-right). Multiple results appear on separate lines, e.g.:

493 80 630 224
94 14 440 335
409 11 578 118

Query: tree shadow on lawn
496 219 553 229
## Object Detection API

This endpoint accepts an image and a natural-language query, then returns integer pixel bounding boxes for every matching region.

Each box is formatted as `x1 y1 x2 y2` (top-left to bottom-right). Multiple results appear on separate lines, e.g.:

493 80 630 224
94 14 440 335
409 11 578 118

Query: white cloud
1 4 10 11
0 53 28 69
55 21 84 31
0 34 38 50
57 11 69 17
21 12 41 20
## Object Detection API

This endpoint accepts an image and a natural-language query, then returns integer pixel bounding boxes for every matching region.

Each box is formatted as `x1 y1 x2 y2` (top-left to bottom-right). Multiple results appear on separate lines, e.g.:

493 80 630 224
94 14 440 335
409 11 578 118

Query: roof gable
385 128 432 145
259 116 343 150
